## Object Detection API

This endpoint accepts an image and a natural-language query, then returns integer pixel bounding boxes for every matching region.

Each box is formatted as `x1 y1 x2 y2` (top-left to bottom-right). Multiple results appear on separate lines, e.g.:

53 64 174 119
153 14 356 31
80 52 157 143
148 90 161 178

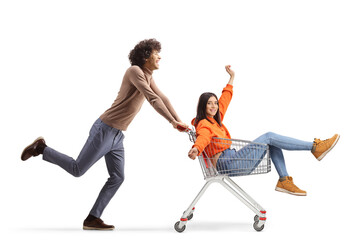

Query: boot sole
21 136 45 161
275 187 307 196
317 134 340 161
83 226 114 230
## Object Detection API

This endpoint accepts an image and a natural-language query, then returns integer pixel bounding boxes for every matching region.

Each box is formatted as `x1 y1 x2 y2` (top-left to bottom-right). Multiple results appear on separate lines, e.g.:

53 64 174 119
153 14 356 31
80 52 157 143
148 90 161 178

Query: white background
1 0 359 239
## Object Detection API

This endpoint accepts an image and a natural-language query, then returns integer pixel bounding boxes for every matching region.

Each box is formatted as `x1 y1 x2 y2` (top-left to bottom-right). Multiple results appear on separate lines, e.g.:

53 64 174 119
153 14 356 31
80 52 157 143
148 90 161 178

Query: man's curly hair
128 39 161 68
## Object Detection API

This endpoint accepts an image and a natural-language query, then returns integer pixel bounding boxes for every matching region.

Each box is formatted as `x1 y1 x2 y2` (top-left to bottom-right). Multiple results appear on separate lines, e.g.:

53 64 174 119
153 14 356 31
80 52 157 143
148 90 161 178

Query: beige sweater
100 66 180 131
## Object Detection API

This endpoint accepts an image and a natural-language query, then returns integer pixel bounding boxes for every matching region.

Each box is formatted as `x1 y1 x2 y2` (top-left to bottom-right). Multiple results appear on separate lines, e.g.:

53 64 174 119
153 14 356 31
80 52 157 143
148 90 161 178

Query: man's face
145 50 161 70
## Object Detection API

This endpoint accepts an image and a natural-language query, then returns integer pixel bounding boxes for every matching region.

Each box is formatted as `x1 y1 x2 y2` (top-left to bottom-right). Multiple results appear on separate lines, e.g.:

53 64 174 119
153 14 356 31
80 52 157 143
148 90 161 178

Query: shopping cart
174 127 271 232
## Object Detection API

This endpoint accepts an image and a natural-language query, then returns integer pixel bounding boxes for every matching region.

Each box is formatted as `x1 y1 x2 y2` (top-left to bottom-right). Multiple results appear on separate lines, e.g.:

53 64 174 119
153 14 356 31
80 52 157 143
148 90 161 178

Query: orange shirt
192 84 233 157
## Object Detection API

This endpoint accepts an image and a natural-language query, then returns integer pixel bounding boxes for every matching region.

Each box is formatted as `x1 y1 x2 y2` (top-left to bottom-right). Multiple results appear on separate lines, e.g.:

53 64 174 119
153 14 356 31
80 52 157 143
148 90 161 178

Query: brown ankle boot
312 134 340 161
275 176 307 196
21 137 47 161
83 215 114 230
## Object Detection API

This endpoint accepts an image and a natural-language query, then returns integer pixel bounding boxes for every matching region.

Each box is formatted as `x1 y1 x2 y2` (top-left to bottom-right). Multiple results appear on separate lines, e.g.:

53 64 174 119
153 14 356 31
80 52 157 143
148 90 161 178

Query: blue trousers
43 118 125 218
217 132 313 178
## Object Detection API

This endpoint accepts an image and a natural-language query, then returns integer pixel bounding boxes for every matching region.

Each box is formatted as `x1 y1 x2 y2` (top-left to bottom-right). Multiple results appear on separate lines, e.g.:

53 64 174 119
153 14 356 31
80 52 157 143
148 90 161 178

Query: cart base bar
175 175 267 232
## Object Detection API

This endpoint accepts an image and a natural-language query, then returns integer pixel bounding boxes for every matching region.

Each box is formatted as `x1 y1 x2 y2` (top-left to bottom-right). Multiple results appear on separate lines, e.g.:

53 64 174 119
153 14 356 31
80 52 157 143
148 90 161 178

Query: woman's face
206 96 219 118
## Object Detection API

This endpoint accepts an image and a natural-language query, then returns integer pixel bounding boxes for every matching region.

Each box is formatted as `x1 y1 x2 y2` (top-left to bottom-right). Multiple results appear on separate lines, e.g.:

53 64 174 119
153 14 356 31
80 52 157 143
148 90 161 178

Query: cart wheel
174 221 186 233
253 221 265 232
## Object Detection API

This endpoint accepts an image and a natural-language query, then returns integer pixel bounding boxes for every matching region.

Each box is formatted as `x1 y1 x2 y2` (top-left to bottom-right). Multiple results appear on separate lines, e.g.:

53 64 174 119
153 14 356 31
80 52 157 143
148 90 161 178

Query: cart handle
178 125 197 143
177 125 191 132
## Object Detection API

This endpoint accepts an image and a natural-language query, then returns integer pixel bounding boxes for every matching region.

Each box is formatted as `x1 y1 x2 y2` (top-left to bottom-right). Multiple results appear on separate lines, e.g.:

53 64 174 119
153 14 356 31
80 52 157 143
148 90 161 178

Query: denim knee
109 174 125 188
71 162 87 178
72 164 82 177
264 131 275 139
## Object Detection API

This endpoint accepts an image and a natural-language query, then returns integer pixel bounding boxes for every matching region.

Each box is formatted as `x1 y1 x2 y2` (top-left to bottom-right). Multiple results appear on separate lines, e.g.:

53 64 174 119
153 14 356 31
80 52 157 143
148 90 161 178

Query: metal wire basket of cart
174 128 271 232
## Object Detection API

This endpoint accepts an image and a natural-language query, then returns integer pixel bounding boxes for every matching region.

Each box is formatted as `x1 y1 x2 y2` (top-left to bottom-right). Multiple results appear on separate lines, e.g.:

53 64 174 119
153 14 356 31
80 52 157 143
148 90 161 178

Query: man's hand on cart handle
188 147 199 160
172 121 189 132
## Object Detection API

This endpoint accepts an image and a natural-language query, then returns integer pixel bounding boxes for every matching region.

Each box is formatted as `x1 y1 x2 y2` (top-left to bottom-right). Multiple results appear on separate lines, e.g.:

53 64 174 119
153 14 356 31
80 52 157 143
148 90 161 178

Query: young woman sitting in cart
188 65 340 196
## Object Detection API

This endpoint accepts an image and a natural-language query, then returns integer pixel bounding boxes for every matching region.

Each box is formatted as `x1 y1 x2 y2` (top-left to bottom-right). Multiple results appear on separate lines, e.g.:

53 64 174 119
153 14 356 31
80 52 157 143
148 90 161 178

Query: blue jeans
43 118 125 218
217 132 313 178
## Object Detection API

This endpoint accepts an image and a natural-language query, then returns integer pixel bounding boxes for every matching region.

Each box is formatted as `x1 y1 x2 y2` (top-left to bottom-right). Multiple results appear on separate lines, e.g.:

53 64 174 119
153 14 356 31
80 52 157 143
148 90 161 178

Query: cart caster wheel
253 221 265 232
174 221 186 233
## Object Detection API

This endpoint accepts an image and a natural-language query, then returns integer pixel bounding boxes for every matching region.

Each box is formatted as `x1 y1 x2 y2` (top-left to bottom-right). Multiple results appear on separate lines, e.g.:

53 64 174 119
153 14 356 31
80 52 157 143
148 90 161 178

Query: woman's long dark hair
194 92 222 127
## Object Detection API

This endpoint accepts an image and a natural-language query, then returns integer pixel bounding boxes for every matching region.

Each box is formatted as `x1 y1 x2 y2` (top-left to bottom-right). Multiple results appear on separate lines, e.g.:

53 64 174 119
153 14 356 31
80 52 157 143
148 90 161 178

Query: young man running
21 39 187 230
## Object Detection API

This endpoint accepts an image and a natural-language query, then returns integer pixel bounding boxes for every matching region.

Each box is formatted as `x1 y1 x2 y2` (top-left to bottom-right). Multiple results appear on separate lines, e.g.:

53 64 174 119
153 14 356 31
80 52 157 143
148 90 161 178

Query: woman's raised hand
225 65 234 85
225 65 234 77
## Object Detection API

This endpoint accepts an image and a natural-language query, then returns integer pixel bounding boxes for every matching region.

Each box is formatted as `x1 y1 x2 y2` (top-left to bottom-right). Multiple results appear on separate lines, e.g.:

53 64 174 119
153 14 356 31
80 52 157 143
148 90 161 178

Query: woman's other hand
188 147 199 160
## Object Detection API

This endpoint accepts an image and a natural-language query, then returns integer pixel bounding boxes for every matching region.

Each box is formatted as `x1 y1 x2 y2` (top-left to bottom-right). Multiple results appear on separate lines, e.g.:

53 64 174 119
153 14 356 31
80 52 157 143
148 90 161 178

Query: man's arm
150 79 181 122
128 67 176 124
150 78 189 130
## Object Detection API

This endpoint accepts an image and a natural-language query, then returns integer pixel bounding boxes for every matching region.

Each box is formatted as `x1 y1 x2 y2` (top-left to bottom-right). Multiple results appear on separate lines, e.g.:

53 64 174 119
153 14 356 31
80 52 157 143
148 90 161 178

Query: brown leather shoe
21 137 47 161
83 218 115 230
